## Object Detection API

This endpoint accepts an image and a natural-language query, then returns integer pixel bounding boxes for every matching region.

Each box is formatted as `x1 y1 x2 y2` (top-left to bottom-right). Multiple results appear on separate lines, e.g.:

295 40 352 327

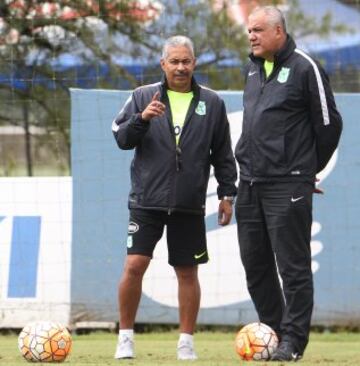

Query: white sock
179 333 194 344
119 329 134 339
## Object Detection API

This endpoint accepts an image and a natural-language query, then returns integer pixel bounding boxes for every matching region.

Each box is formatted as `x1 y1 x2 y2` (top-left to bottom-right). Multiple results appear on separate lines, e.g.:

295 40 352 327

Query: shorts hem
169 258 209 267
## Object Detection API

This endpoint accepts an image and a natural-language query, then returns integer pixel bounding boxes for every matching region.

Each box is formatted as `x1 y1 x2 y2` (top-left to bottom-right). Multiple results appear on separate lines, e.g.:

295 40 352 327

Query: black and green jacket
112 76 237 215
236 35 343 183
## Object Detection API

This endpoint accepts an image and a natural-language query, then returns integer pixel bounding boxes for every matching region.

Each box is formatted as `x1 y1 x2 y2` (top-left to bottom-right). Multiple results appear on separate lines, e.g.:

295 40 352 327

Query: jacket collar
249 34 296 67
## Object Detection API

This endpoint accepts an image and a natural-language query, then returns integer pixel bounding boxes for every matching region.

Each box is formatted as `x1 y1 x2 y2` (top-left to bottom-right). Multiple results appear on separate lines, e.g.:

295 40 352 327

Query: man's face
160 46 196 92
247 12 284 61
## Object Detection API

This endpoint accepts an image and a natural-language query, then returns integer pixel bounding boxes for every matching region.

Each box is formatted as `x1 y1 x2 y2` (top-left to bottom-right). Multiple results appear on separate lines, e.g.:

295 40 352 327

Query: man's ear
276 25 285 38
160 58 165 71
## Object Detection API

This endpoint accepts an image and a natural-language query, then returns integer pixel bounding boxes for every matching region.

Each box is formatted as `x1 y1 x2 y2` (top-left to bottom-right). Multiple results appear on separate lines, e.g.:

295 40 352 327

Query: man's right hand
141 91 166 121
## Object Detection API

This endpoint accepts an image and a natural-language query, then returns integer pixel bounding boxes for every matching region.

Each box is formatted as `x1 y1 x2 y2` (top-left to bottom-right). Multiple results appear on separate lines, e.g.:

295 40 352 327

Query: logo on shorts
127 236 133 248
291 196 304 203
128 221 139 234
194 250 207 260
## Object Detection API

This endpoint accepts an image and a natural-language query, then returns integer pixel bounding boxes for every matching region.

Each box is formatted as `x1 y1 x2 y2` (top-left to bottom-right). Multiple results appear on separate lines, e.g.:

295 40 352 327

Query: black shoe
270 340 302 362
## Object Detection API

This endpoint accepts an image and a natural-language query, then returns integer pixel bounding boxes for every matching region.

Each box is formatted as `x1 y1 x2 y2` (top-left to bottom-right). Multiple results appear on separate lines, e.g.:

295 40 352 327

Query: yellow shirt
264 60 274 78
167 90 193 144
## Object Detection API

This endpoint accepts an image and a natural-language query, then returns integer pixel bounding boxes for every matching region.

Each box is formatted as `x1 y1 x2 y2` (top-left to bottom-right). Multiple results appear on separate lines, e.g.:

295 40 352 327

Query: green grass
1 331 360 365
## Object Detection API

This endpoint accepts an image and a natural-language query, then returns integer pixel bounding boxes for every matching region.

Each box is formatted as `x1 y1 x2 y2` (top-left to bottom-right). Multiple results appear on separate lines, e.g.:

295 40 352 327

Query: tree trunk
23 99 33 176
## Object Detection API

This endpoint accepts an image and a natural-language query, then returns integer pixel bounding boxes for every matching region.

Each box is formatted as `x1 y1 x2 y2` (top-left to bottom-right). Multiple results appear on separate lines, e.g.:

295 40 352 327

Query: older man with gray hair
235 5 342 361
112 35 237 360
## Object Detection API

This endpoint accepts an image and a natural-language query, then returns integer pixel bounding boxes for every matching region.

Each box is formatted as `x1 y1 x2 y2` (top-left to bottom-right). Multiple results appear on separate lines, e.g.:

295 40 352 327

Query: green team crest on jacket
277 67 290 83
195 101 206 115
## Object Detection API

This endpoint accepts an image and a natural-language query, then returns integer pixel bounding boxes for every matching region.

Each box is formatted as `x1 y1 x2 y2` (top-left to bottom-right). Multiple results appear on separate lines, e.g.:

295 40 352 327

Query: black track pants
235 180 314 354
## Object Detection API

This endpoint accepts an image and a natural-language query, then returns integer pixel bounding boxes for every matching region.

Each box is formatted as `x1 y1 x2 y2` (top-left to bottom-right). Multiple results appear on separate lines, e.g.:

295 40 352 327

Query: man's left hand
218 200 233 226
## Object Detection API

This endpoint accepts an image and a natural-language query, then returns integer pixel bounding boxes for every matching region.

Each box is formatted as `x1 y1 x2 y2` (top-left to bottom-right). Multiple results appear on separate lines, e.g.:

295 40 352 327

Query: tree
0 1 161 175
0 0 248 175
285 0 349 38
0 0 351 175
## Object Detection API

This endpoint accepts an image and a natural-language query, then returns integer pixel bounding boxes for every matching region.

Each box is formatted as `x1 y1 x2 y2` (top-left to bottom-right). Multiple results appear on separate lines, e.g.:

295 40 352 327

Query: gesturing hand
141 91 166 121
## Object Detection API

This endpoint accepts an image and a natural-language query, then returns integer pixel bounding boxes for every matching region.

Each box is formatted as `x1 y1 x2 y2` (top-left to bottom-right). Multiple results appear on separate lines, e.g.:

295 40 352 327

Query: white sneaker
114 335 135 359
177 340 197 360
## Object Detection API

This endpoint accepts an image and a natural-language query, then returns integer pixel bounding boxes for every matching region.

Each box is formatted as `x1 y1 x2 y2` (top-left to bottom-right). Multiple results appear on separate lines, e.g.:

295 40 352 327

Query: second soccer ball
235 322 278 361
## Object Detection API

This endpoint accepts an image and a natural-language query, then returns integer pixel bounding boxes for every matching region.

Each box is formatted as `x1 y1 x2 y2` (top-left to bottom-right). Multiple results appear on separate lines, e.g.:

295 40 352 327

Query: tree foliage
0 0 248 175
286 0 349 38
0 0 351 175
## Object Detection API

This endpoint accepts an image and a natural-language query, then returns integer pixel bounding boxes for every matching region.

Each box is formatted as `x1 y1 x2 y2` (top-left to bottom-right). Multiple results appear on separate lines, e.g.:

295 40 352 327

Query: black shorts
126 209 208 266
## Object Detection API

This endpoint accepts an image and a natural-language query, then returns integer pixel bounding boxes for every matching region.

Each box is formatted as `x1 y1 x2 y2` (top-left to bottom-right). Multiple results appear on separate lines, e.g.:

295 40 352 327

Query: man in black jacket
235 6 342 361
112 35 237 360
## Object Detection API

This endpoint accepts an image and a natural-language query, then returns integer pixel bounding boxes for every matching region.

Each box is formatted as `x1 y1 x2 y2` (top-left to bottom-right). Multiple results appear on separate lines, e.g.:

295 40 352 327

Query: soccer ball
235 322 278 361
18 323 35 361
18 321 72 362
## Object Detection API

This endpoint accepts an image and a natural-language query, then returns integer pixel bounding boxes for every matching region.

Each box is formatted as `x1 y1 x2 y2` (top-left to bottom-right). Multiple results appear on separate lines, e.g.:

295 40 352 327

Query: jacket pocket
253 133 287 175
174 160 208 210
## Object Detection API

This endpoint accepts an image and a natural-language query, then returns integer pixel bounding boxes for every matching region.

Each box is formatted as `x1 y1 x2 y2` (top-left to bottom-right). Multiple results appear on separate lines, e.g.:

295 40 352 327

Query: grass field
1 331 360 365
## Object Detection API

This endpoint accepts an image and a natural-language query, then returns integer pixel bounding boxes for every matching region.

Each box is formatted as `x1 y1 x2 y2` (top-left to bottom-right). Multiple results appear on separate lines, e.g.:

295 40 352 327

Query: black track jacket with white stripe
235 35 342 183
112 77 237 215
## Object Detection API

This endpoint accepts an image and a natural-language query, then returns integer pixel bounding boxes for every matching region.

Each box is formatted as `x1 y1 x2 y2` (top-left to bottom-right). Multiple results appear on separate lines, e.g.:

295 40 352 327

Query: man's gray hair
250 6 287 32
162 35 195 59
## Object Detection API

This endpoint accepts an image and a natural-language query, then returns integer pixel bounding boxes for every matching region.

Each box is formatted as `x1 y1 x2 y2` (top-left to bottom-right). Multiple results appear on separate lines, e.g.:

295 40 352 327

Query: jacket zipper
249 67 266 183
162 93 177 216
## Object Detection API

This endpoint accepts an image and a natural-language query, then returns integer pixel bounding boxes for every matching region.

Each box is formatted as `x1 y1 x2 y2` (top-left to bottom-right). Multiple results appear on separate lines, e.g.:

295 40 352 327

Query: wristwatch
221 196 235 203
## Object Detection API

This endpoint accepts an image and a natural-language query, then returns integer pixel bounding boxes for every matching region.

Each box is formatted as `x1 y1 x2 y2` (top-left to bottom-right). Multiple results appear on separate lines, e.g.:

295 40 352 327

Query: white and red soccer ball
235 322 279 361
18 321 72 362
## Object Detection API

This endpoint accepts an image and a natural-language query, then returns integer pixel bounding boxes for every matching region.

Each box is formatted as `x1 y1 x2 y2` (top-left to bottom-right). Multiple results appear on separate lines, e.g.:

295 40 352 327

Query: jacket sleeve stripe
295 48 330 126
111 95 132 132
